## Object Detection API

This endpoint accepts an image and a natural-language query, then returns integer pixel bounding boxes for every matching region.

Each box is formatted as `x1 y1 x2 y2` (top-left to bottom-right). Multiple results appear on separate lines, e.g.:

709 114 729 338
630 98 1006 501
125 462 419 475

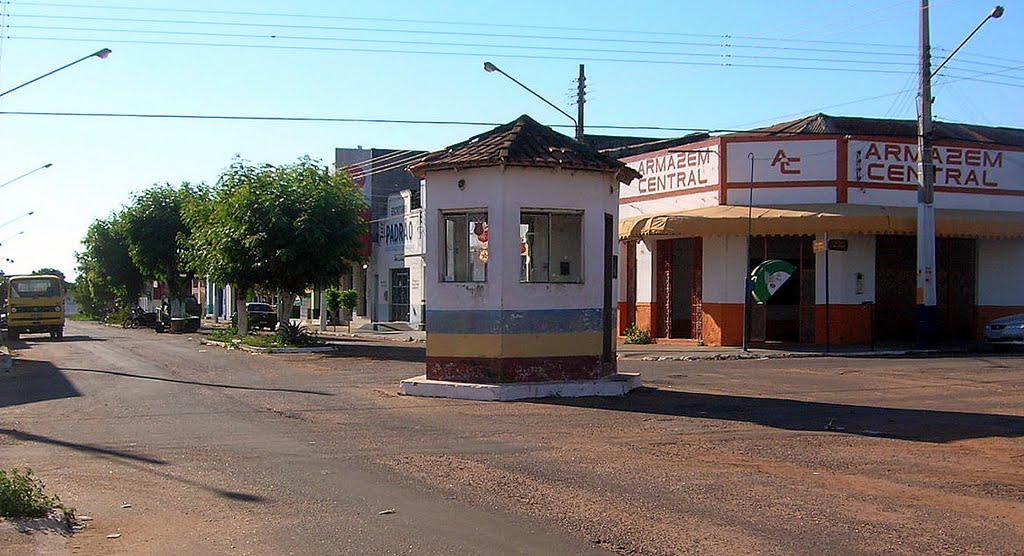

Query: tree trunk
277 291 296 326
236 288 249 335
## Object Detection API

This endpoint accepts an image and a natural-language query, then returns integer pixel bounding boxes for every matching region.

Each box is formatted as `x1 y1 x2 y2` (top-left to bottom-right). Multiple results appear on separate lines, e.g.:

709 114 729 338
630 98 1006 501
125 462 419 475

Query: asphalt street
1 321 1023 555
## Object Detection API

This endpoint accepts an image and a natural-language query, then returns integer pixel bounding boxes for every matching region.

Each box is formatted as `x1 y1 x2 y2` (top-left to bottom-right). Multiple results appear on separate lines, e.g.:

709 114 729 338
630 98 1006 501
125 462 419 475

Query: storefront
372 188 425 328
617 114 1024 346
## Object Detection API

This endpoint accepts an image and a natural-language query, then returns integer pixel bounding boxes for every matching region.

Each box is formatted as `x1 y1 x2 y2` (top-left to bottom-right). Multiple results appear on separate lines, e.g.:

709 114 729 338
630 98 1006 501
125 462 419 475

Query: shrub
0 468 74 526
624 325 653 345
275 322 321 347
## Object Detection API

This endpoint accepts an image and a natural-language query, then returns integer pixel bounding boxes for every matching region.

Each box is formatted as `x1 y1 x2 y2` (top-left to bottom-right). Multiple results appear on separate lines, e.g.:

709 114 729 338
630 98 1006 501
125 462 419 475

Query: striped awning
619 204 1024 240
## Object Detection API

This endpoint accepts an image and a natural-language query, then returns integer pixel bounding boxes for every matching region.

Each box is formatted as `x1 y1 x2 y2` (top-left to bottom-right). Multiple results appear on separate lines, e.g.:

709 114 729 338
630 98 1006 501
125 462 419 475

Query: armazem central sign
849 141 1024 191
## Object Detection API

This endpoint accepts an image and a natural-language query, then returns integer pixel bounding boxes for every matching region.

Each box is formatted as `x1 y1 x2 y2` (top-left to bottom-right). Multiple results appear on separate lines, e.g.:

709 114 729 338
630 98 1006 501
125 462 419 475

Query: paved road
2 321 1023 555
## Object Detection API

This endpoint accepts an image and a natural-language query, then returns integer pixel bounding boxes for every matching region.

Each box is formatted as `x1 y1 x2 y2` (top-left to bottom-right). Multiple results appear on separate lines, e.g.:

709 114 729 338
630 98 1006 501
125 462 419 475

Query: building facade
335 147 426 326
617 114 1024 346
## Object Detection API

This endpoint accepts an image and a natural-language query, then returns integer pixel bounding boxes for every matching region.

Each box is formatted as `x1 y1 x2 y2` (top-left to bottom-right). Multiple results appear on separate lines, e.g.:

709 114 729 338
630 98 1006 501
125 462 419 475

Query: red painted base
426 355 616 384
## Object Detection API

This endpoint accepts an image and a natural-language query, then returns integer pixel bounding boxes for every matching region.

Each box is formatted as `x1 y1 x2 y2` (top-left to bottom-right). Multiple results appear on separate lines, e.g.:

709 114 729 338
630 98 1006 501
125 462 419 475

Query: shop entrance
875 235 976 342
748 236 816 343
654 238 702 339
389 268 410 322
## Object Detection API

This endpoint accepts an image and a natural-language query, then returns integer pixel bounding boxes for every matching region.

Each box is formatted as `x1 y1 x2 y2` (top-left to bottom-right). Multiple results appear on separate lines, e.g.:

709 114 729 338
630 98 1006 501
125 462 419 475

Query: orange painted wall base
815 304 874 345
701 303 744 346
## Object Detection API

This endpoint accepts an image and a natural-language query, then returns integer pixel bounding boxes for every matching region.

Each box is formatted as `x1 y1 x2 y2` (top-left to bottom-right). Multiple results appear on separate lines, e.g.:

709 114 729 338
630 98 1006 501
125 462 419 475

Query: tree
185 157 367 334
326 288 342 329
339 289 359 334
74 216 145 317
120 184 199 317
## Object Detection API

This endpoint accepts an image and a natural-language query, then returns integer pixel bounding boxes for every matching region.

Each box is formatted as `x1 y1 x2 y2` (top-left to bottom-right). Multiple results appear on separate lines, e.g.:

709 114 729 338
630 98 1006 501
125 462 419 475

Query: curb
199 339 337 354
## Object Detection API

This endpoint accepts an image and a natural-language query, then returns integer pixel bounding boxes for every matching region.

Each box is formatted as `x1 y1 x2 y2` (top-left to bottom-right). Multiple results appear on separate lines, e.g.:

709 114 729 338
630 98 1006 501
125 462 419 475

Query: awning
619 204 1024 240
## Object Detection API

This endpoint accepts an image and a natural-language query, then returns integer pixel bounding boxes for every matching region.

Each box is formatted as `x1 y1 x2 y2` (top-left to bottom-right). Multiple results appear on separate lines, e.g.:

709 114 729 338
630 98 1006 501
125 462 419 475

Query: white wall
724 186 837 206
977 238 1024 306
701 235 748 304
814 234 875 305
426 166 619 313
848 187 1024 211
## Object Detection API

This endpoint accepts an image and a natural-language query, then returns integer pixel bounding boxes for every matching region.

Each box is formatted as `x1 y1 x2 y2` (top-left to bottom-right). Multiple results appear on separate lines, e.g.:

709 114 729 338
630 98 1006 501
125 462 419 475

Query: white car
984 313 1024 347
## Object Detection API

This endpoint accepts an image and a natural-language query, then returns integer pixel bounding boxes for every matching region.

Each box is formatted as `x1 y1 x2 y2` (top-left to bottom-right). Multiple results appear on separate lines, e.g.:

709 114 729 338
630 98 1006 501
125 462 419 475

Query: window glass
10 278 61 298
521 211 583 283
442 211 488 282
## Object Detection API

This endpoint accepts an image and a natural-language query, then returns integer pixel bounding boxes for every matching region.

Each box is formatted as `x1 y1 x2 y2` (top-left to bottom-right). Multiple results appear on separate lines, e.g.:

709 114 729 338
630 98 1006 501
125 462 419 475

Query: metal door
389 268 410 322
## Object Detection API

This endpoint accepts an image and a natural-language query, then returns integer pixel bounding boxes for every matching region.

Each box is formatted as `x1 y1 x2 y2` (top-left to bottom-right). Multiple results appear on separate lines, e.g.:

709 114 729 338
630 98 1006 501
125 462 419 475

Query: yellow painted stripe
427 332 603 358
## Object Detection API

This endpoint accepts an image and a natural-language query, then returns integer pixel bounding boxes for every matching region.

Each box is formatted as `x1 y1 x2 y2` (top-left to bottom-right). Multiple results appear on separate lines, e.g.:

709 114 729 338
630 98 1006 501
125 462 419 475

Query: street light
483 61 584 142
0 211 34 231
0 48 111 100
0 163 53 192
915 3 1002 348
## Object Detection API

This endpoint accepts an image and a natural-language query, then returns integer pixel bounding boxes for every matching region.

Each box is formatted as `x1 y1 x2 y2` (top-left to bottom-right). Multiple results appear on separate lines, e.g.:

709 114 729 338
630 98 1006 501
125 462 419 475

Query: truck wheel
9 331 19 340
55 328 64 339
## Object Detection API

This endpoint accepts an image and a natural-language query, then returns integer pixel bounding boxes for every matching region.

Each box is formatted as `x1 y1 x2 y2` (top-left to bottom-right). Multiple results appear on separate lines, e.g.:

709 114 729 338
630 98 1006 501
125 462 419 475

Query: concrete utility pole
915 2 1003 349
916 0 938 349
576 64 586 143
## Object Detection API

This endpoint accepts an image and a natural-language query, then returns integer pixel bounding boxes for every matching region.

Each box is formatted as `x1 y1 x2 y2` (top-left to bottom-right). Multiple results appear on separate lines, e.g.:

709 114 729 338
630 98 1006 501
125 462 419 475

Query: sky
0 0 1019 280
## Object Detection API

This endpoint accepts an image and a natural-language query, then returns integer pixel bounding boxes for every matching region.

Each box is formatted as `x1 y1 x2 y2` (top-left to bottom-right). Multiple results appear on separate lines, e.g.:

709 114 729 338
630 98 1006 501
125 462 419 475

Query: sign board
827 239 848 251
621 146 720 200
848 140 1024 192
726 140 837 183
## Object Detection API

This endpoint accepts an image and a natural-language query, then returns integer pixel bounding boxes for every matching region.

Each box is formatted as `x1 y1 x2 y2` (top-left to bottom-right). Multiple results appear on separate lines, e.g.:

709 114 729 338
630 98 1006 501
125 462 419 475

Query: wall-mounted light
458 179 466 190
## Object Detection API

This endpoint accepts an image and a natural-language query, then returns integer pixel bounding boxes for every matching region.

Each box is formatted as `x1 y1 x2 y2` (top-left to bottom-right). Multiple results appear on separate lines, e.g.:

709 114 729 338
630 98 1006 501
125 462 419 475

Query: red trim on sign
836 139 849 203
851 183 1024 196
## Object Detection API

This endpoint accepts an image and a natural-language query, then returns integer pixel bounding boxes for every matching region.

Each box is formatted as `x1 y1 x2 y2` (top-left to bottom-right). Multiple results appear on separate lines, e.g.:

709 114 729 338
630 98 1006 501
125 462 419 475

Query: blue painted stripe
426 308 604 335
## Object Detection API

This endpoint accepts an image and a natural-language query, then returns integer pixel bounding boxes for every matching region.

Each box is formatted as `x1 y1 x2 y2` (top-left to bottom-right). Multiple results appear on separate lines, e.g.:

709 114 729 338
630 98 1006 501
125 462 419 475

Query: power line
13 0 926 50
7 24 923 68
6 36 919 75
2 109 1017 144
8 12 926 59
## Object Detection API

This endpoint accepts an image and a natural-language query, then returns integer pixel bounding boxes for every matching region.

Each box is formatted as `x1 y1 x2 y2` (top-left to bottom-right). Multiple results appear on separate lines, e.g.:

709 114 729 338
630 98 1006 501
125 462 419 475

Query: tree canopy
120 184 198 303
186 156 367 298
74 215 145 316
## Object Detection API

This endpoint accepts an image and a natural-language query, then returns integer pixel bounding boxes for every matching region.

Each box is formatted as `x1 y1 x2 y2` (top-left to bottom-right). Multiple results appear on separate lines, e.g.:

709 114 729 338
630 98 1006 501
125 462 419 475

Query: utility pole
576 64 586 143
916 0 938 349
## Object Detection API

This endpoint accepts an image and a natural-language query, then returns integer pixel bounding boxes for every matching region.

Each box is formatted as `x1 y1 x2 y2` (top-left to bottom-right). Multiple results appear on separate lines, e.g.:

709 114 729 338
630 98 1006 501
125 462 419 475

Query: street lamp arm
0 163 53 192
931 5 1004 79
0 48 111 100
483 61 577 127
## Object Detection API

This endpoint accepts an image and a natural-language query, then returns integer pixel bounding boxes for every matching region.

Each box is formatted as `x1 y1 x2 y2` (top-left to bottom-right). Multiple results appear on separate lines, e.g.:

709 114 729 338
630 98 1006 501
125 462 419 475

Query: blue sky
0 0 1019 279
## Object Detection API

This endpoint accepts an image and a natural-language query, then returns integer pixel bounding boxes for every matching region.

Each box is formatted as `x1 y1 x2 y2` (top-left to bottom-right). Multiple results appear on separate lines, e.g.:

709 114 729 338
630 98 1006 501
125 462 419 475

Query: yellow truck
4 274 65 340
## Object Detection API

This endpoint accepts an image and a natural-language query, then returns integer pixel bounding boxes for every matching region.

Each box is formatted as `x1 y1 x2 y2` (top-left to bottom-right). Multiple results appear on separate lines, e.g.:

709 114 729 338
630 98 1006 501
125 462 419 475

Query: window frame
519 208 585 284
440 209 489 283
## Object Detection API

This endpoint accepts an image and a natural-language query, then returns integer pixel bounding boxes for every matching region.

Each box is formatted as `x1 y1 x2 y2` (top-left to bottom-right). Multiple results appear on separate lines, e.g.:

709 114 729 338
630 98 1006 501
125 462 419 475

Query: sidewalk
203 317 993 360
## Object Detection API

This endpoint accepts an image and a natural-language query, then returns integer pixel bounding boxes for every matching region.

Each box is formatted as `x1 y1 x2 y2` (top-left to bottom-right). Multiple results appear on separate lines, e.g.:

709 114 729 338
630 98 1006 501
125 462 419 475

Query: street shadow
2 428 266 504
320 342 425 363
0 428 167 465
0 360 81 408
60 367 333 396
532 387 1024 444
0 336 106 351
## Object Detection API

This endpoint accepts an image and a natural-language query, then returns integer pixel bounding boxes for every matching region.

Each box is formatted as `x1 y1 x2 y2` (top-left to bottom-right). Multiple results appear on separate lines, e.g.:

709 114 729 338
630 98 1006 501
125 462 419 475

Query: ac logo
771 149 802 175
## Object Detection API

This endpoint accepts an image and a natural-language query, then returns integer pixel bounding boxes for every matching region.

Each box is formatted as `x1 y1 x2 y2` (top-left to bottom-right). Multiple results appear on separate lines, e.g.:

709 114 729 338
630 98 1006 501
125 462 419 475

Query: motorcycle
122 307 161 330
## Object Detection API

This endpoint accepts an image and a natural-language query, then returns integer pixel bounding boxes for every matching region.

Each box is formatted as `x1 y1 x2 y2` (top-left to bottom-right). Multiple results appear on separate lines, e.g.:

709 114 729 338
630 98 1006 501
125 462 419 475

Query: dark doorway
655 238 701 339
748 236 815 343
389 268 410 322
603 214 614 365
874 235 977 342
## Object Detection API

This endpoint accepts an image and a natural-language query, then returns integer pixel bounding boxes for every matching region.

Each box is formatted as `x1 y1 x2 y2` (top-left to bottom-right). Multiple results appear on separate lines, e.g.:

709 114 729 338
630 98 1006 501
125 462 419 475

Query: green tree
339 289 359 333
74 216 145 317
120 184 199 316
185 157 367 334
326 288 342 328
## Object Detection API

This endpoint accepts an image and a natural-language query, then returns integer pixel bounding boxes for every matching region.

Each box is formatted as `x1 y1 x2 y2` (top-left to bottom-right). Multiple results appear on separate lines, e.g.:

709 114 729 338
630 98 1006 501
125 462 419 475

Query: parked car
231 302 278 330
984 313 1024 348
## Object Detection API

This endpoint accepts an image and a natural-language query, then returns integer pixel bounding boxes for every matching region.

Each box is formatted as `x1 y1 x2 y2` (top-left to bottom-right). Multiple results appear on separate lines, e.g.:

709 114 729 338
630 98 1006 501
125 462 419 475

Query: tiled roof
408 114 641 184
733 113 1024 148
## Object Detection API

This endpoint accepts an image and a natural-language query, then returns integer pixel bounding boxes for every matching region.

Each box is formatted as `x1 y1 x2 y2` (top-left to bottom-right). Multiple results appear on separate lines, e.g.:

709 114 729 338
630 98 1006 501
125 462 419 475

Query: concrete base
399 372 641 401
